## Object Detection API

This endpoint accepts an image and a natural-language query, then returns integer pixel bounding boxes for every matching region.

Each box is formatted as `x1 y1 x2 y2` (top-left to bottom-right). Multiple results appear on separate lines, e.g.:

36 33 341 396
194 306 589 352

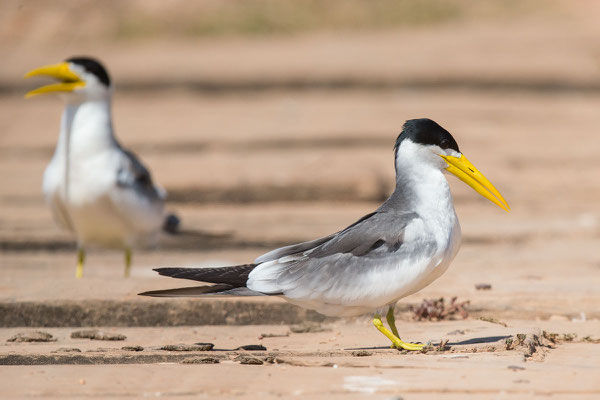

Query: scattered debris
236 356 263 365
351 350 373 357
51 347 81 353
508 365 525 371
7 331 56 343
410 297 469 321
505 338 514 350
542 331 577 344
235 344 267 351
507 332 549 359
446 330 465 335
290 322 331 333
182 357 220 364
263 354 278 364
259 332 289 339
479 316 508 327
475 283 492 290
419 339 451 354
122 345 144 352
159 343 214 352
436 339 451 351
71 330 126 341
582 336 600 344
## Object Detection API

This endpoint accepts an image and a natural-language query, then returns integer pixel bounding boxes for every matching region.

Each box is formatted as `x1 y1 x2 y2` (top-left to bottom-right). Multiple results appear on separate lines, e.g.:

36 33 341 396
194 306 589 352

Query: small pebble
182 357 220 364
160 343 214 352
122 345 144 352
237 356 263 365
71 330 126 341
7 331 56 343
351 350 373 357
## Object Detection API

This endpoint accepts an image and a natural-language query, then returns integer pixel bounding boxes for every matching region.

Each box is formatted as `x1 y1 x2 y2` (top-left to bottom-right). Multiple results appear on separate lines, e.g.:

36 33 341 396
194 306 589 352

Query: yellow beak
24 62 85 98
440 154 510 212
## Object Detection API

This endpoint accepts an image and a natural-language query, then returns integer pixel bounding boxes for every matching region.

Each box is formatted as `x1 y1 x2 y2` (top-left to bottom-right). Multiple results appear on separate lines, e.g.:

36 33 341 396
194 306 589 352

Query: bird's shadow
447 335 511 346
344 335 511 351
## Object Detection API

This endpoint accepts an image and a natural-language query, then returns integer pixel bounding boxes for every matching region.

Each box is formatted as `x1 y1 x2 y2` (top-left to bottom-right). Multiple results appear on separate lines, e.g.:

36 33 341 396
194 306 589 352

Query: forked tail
139 264 266 297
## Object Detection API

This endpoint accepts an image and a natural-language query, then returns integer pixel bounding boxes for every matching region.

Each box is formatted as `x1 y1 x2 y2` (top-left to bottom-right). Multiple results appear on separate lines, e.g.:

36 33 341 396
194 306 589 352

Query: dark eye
440 139 450 149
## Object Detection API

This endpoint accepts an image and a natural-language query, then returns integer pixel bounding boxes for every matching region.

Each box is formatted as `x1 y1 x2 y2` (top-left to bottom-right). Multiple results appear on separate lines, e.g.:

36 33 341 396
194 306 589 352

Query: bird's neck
55 98 118 159
386 159 457 227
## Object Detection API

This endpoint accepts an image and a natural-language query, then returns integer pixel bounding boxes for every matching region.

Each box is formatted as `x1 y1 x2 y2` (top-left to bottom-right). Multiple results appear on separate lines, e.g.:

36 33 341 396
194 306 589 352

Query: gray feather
248 210 432 302
116 149 163 201
255 211 417 263
139 285 266 297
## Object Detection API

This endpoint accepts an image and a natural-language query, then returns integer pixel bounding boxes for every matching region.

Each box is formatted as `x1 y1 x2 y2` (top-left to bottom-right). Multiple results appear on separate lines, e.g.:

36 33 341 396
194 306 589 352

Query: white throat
54 97 117 160
51 97 117 202
391 141 458 244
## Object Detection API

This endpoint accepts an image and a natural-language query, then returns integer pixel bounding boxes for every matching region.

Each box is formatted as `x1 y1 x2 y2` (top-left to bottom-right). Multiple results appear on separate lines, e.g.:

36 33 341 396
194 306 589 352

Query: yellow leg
386 306 400 338
76 248 85 279
124 248 132 278
373 314 423 351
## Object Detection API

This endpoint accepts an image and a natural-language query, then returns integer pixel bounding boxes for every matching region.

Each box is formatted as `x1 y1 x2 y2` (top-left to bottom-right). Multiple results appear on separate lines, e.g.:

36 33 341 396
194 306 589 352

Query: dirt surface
2 2 600 398
2 321 599 398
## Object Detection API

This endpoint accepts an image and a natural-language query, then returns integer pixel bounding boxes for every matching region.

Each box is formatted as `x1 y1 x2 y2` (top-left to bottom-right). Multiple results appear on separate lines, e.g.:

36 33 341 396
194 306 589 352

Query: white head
394 119 509 211
25 57 112 103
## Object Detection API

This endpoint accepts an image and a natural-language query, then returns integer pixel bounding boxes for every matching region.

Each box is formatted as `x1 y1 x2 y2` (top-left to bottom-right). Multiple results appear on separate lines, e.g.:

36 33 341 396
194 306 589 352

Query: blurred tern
141 119 508 350
25 57 177 278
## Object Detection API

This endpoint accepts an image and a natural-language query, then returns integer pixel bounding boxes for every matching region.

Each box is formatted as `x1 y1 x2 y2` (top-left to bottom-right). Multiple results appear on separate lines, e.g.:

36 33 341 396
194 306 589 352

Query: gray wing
116 149 164 201
255 212 377 263
248 211 437 304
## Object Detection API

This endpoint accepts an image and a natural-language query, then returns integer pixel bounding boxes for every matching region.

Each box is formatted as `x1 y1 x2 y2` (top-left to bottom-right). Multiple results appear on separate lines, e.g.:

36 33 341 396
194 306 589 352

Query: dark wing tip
137 284 235 297
153 267 186 277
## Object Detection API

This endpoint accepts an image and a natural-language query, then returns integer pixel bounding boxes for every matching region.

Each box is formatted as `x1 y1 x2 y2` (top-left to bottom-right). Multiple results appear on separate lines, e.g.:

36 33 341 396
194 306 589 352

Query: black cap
394 118 460 156
66 56 111 87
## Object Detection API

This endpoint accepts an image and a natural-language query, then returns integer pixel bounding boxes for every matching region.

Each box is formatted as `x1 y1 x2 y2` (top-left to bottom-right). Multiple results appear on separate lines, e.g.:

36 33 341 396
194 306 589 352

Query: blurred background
0 0 599 318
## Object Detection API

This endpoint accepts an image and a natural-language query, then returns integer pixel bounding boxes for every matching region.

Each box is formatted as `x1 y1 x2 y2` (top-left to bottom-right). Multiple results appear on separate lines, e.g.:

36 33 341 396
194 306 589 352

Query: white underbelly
282 218 462 318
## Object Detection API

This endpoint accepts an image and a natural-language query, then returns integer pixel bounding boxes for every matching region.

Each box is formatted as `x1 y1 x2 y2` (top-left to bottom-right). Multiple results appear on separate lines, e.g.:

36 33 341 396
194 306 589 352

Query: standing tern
140 119 509 350
25 57 176 278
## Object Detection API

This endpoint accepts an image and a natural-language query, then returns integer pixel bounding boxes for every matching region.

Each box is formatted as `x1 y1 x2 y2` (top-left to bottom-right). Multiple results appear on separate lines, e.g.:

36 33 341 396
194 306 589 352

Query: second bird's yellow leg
373 312 424 351
124 248 132 278
76 248 85 279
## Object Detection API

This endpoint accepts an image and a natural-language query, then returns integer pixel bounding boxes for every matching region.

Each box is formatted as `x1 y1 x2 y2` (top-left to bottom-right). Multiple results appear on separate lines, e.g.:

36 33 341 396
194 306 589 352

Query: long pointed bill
24 62 85 98
440 154 510 211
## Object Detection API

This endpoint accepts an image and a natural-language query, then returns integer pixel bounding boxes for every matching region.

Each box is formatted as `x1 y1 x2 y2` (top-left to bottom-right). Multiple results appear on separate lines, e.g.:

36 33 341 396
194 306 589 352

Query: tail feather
155 264 256 287
140 264 261 298
139 285 265 297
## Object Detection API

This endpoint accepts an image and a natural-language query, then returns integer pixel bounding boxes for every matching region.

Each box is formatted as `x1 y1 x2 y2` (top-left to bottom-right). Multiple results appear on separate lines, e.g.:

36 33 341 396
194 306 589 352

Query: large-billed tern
25 57 175 278
141 119 509 350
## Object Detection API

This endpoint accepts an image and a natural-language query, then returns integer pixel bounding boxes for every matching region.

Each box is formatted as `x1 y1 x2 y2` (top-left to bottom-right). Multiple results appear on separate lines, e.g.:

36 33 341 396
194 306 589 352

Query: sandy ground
1 7 600 398
2 320 600 399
